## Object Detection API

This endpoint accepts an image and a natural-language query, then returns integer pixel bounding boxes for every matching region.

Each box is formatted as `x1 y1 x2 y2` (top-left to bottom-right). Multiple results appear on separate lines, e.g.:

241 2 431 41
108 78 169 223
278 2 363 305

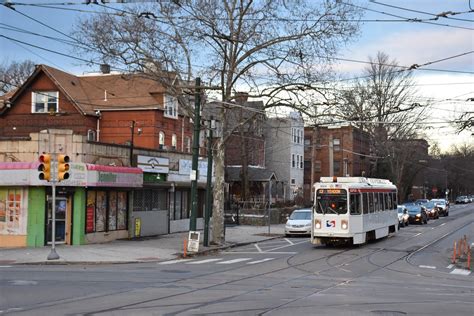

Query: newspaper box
187 231 200 253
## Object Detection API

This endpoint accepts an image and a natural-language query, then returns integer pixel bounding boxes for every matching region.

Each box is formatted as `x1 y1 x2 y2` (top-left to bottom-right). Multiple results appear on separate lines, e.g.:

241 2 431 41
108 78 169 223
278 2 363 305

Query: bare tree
0 60 35 94
335 52 428 195
73 0 361 244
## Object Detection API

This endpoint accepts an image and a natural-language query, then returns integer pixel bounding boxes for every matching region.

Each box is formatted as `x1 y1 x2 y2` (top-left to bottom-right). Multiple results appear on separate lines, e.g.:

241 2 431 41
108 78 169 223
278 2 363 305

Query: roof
226 166 277 182
4 64 182 116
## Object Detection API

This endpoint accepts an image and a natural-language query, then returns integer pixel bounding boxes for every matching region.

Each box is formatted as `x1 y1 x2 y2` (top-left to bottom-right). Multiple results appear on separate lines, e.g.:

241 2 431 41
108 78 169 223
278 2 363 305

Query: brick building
303 124 371 203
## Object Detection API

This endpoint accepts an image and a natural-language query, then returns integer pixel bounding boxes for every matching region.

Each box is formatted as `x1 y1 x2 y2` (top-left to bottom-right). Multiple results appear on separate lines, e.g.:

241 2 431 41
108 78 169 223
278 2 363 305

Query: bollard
467 246 471 270
452 241 457 264
183 238 188 258
458 238 463 258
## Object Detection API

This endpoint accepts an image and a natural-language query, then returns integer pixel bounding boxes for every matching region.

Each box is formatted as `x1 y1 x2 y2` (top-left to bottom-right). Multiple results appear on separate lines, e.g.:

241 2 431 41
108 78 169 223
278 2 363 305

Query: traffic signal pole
47 155 60 260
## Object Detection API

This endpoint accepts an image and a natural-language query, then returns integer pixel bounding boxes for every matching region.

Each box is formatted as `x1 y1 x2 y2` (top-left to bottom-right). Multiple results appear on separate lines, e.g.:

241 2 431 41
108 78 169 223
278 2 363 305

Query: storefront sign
143 173 167 183
87 165 143 187
137 155 169 174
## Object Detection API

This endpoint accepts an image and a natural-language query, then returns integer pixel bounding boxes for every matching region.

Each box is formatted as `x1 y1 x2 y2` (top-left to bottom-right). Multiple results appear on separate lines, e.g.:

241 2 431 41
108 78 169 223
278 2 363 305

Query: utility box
187 231 200 253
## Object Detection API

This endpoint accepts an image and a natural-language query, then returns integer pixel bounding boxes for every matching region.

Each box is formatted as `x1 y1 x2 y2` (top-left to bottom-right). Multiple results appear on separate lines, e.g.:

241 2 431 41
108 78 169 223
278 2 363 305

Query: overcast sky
1 0 472 152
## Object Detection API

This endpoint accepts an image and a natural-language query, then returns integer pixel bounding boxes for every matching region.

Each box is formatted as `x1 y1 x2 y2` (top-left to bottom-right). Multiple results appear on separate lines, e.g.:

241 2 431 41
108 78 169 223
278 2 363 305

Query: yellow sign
134 218 141 237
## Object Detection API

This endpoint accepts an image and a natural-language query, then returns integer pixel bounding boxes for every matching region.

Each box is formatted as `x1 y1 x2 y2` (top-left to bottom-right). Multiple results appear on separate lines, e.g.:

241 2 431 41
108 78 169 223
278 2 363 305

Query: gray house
264 112 305 202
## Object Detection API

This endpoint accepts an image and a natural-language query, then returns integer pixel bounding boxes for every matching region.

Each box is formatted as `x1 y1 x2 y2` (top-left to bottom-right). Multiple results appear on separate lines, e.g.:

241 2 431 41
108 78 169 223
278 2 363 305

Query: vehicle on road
406 204 428 225
421 201 440 219
455 196 470 204
397 205 409 227
431 199 449 216
285 208 312 236
415 199 429 205
312 177 398 246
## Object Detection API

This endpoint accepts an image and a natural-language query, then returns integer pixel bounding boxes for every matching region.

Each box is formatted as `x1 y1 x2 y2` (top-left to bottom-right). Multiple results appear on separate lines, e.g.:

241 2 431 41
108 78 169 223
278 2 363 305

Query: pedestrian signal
57 155 70 181
38 154 51 181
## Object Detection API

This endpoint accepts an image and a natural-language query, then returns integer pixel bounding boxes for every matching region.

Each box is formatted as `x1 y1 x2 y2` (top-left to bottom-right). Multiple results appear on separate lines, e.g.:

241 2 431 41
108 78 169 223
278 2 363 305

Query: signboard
179 159 208 177
187 231 200 253
137 155 169 174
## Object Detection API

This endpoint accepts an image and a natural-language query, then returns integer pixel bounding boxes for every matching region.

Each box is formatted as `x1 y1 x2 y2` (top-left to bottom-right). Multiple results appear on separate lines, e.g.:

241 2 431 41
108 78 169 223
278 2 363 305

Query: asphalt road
1 204 473 316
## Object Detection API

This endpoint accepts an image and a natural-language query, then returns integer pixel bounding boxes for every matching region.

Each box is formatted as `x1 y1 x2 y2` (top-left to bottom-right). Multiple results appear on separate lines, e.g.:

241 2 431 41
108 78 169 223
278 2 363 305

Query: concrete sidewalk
0 224 285 265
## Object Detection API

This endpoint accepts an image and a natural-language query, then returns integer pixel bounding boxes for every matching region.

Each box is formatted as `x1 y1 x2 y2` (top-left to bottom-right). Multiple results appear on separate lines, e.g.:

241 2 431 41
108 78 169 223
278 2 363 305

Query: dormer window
164 94 178 119
32 91 59 113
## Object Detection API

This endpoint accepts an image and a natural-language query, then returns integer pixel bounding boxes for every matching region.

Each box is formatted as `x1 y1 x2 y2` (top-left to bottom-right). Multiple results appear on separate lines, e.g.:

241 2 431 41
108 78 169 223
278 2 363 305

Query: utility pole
189 77 201 231
204 117 214 246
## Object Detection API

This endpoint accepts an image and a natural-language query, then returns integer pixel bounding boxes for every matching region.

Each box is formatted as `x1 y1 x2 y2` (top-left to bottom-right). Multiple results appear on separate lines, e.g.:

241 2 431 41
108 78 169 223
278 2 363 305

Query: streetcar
311 177 398 246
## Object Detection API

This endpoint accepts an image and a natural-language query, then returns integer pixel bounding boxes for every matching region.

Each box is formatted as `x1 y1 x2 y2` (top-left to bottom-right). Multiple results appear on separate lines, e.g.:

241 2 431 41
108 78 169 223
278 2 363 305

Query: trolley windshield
315 189 348 215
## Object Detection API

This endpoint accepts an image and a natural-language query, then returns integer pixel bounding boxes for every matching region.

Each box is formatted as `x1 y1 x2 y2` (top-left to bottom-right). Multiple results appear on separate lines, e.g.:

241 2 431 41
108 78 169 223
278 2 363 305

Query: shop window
0 189 21 227
86 190 128 233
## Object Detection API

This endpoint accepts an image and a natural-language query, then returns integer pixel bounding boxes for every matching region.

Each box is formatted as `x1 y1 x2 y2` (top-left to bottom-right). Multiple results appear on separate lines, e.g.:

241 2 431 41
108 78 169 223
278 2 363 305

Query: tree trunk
211 137 225 245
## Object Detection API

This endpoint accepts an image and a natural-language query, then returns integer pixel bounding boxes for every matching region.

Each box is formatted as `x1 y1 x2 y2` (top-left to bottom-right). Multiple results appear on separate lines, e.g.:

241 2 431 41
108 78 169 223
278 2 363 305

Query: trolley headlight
315 220 321 229
341 220 348 230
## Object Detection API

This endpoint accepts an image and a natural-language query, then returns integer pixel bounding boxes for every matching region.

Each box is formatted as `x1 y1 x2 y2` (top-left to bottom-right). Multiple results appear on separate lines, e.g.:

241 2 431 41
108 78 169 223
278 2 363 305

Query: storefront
0 162 142 248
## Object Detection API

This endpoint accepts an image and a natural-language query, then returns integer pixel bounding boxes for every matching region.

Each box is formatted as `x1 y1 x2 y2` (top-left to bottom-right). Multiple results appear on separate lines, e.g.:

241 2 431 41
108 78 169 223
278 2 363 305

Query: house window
334 160 341 174
291 178 296 185
185 136 191 153
164 94 178 119
171 134 177 150
300 155 303 169
333 138 341 151
292 154 295 168
32 91 58 113
159 131 165 149
314 160 322 172
304 138 310 151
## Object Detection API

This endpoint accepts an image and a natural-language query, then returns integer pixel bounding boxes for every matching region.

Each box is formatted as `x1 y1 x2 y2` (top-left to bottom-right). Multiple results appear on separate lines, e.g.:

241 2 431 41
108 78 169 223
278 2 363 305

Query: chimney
235 92 249 104
100 64 111 74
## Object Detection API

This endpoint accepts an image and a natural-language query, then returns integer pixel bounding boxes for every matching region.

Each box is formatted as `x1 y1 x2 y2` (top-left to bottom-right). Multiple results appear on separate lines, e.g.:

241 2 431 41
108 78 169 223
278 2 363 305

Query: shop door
46 197 69 245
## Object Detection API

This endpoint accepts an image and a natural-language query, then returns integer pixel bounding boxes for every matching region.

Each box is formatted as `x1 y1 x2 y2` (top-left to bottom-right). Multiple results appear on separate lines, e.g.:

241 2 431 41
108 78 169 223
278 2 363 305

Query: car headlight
305 223 312 227
416 214 421 217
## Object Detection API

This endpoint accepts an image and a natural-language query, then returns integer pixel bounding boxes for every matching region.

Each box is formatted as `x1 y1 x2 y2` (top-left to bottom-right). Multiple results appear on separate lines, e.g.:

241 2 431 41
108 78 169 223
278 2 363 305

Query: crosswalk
158 257 276 266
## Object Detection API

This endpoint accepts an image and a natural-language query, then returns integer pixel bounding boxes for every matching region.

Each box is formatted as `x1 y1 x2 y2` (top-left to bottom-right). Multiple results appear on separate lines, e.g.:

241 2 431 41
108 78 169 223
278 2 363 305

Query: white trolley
311 177 398 246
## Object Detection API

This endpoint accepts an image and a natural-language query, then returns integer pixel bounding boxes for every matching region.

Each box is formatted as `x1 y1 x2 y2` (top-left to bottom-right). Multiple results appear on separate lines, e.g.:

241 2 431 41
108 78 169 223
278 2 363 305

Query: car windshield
289 211 311 220
315 189 348 215
423 201 436 209
433 200 445 205
406 205 421 215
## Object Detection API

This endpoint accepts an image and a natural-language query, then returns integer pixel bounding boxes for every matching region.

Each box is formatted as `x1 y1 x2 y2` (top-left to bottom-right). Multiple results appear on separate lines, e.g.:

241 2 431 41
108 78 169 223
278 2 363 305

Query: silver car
284 209 312 236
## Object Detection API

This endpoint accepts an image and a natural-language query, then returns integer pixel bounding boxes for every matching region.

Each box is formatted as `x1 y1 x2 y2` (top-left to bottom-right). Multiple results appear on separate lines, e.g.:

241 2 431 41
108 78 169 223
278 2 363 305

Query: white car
397 205 409 227
285 208 312 236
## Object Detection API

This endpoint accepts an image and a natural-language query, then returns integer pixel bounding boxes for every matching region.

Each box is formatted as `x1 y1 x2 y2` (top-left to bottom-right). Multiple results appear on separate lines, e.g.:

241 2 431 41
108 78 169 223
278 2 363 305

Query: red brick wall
1 72 96 137
225 134 265 166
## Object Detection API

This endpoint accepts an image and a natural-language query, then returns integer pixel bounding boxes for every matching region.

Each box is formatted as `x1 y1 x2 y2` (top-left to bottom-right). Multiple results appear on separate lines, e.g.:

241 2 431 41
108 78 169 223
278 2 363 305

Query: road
1 204 473 315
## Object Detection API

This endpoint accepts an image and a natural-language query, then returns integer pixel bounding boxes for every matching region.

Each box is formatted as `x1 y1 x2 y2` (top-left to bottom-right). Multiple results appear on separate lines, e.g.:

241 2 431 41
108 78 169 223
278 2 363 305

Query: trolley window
362 193 369 214
350 193 361 215
316 189 348 215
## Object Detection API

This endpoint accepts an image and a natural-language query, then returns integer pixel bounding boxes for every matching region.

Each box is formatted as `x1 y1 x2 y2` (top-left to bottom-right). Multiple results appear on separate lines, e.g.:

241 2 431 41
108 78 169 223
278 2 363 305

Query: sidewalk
0 224 285 265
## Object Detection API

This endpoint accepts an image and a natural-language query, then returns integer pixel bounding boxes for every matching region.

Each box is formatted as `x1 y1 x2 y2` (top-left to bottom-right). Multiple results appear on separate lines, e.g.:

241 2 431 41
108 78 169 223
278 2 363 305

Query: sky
0 0 473 153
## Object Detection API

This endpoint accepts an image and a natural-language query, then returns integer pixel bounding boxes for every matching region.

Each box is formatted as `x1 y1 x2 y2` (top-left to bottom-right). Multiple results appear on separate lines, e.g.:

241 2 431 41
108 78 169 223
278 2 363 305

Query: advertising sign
137 155 169 174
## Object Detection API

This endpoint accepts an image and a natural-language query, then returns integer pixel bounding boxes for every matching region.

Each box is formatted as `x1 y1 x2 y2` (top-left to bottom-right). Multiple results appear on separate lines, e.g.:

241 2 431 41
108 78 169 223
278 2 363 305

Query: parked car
285 209 312 236
431 199 449 216
406 204 428 225
397 205 409 227
455 196 470 204
421 201 440 219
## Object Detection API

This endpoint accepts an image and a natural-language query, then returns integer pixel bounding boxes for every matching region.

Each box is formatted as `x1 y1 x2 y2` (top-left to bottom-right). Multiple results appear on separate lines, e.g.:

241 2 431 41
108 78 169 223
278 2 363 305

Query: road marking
187 258 223 264
440 223 446 226
284 238 294 245
158 259 195 265
419 265 436 269
217 258 252 264
254 244 263 253
247 258 275 265
223 251 297 254
446 264 454 269
450 269 471 276
413 233 422 237
0 266 12 268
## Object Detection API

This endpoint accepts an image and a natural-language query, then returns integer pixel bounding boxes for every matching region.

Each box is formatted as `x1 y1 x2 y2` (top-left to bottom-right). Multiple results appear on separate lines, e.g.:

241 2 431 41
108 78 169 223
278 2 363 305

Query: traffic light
57 155 70 182
38 154 51 181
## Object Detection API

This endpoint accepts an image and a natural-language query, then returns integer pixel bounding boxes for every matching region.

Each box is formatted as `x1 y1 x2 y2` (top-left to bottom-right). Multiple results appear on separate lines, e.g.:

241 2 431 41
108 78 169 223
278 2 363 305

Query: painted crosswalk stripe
450 269 471 276
247 258 275 265
217 258 252 264
446 264 454 269
159 259 195 265
419 265 436 269
187 258 223 264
